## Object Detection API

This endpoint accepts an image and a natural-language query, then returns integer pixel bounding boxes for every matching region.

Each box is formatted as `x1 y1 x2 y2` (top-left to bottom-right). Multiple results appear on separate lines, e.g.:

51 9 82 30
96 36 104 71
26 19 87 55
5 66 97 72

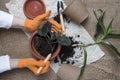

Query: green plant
73 9 120 80
37 21 71 46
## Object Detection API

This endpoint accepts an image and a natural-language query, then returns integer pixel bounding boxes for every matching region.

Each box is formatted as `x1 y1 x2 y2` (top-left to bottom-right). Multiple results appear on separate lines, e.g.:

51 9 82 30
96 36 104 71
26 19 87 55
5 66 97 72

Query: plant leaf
93 10 99 20
93 10 106 39
97 10 105 32
103 41 120 56
42 21 52 36
78 47 87 80
106 18 114 35
57 35 71 46
37 28 44 36
38 21 52 37
107 34 120 38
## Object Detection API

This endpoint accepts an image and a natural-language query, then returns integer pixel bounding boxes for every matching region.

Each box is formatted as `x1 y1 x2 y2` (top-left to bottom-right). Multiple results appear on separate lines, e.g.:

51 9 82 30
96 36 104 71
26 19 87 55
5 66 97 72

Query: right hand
48 18 62 33
18 58 50 75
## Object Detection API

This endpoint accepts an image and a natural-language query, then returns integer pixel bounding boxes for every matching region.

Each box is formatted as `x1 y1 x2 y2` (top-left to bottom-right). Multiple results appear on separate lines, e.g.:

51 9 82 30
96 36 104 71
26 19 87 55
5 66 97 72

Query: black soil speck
77 35 80 37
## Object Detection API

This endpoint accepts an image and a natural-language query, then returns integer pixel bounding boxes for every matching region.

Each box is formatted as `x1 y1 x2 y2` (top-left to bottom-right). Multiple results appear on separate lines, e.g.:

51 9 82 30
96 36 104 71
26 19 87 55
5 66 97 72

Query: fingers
36 60 45 67
28 59 45 67
24 11 51 32
48 18 62 30
27 66 38 75
51 26 62 33
35 10 51 20
31 60 48 67
40 61 50 74
41 10 51 19
28 61 50 75
47 18 62 33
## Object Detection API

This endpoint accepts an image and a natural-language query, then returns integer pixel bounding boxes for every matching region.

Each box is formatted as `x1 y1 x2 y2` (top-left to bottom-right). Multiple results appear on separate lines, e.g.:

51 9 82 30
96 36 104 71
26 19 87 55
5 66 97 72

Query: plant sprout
73 9 120 80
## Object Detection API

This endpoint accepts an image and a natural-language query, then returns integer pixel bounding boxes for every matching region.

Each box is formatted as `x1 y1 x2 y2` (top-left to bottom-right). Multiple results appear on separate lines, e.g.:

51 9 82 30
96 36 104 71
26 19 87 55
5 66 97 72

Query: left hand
24 10 51 32
24 10 62 33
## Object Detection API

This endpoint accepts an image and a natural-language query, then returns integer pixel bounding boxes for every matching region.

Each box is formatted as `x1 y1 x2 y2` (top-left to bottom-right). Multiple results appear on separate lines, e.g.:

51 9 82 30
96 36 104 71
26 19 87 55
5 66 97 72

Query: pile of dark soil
34 34 57 57
54 37 79 64
34 34 79 63
53 14 80 64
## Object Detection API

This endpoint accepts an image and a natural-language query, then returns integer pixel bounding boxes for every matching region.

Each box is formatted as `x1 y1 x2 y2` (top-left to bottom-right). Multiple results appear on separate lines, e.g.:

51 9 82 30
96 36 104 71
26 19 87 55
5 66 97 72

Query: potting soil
34 35 57 57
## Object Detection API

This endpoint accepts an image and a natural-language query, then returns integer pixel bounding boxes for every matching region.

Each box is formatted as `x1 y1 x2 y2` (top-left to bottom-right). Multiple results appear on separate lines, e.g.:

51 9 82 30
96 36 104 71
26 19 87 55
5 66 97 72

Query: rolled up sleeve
0 55 11 73
0 10 13 29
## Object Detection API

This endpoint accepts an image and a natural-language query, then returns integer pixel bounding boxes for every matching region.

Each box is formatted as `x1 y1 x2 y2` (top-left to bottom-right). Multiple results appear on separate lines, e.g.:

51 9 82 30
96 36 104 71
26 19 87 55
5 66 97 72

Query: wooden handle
37 54 51 74
60 14 66 35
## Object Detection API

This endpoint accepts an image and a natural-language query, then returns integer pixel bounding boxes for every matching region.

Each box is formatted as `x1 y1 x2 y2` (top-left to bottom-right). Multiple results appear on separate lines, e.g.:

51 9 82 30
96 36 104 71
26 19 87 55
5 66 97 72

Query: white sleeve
0 10 13 29
0 55 11 73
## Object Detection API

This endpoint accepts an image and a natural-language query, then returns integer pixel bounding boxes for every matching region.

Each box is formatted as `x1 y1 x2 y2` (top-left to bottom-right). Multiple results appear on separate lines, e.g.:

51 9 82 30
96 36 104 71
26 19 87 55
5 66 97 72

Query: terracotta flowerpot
23 0 46 19
29 31 61 60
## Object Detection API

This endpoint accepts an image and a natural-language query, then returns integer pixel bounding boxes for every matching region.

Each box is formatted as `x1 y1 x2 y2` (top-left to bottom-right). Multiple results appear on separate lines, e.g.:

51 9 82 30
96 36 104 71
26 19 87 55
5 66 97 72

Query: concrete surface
0 0 120 80
81 0 120 80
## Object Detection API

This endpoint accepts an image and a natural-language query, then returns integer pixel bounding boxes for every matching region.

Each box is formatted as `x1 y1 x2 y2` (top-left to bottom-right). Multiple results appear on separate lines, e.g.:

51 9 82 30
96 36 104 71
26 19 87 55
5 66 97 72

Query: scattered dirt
54 37 79 64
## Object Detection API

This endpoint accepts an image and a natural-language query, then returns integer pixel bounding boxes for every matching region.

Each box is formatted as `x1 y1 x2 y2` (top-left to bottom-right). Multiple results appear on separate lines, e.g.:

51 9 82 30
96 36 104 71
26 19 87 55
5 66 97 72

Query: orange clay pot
29 31 61 60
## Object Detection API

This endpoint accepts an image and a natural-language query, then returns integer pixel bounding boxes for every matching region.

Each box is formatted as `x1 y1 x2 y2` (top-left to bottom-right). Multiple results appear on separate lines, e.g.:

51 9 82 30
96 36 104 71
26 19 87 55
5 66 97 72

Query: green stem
78 47 87 80
72 40 103 47
99 35 106 41
85 41 99 47
45 37 53 50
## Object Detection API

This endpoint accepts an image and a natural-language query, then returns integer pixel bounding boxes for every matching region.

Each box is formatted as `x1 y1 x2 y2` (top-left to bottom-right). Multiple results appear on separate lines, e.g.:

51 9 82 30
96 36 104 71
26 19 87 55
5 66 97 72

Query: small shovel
57 0 66 35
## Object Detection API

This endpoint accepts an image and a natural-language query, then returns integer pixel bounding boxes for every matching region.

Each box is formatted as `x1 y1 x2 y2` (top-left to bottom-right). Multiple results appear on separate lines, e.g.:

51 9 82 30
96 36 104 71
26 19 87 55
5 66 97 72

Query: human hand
24 10 62 33
18 58 50 75
24 10 51 32
48 18 62 33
